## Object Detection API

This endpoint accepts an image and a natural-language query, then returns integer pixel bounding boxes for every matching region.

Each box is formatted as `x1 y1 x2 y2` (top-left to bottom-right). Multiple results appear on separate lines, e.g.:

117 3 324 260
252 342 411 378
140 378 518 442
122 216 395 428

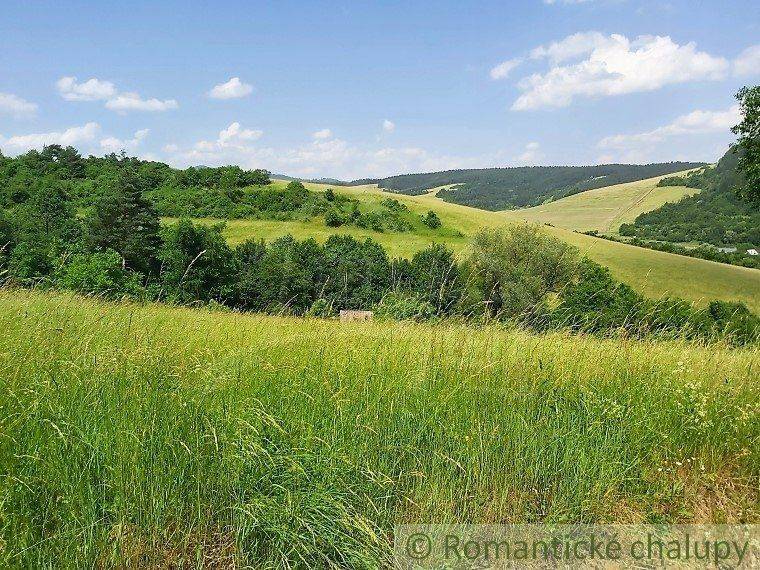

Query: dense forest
375 162 704 210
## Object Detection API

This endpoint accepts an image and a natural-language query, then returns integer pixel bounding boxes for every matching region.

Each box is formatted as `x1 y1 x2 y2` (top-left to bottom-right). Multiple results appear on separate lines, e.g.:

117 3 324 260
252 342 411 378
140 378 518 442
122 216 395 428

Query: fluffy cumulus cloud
56 76 178 113
0 92 37 118
208 77 254 99
382 119 396 133
508 32 728 110
489 58 522 79
0 122 100 154
312 128 333 140
218 122 263 145
105 93 178 112
56 76 116 101
100 128 150 153
734 44 760 77
597 105 740 162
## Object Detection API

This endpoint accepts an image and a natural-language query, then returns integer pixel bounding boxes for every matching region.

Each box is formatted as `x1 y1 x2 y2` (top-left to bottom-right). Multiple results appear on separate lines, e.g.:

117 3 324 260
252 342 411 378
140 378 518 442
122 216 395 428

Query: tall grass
0 289 758 567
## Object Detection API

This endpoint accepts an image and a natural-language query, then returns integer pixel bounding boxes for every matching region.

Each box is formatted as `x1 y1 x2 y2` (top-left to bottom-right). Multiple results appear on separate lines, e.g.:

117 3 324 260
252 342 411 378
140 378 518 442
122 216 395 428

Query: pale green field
516 173 700 233
187 178 760 312
1 289 758 565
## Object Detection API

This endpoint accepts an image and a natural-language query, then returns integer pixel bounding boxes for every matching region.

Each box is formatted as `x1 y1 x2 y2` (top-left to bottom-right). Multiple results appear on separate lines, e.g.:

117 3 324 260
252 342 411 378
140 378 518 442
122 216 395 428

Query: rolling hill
194 178 760 312
515 172 700 233
372 162 705 209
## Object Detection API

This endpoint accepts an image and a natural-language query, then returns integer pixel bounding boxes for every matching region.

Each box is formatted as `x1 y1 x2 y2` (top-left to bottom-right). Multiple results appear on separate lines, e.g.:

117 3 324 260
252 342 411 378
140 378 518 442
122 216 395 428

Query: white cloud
0 122 100 154
218 122 263 145
56 76 116 101
186 122 264 156
105 92 178 112
599 105 740 150
529 31 608 64
489 58 522 80
382 119 396 133
163 143 179 153
512 33 728 110
100 128 150 153
312 128 333 140
516 141 542 164
596 105 740 162
734 44 760 77
0 92 37 118
57 75 178 113
208 77 254 100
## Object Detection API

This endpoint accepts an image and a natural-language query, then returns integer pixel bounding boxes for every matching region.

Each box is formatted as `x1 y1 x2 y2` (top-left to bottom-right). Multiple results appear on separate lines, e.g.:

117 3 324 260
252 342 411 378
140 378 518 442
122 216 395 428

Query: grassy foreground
1 290 758 567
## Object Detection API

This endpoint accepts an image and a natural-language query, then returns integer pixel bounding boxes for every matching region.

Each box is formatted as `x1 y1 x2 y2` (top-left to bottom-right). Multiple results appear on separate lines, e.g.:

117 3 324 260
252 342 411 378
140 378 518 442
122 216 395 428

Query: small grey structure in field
340 310 374 322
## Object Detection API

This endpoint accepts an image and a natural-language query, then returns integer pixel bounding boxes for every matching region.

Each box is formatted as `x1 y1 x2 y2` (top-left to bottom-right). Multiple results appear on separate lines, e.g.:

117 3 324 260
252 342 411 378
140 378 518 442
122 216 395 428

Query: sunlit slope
198 179 759 311
515 173 699 233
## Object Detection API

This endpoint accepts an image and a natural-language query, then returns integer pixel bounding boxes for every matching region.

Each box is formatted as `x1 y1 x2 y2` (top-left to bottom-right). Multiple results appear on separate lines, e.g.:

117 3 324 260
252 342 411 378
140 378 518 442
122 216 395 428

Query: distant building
716 247 737 253
747 249 759 256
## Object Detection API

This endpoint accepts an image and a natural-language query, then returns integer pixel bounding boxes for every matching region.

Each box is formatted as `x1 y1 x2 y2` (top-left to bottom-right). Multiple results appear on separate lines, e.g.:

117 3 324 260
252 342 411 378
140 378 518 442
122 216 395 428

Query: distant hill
273 174 380 187
621 147 759 248
375 162 706 210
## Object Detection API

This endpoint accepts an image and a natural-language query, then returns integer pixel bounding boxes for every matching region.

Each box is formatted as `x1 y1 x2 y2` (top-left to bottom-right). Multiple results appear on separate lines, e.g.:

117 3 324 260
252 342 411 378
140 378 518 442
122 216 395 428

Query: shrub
324 209 344 227
306 298 334 318
421 210 441 229
56 251 143 298
466 225 579 319
159 220 238 304
374 292 435 321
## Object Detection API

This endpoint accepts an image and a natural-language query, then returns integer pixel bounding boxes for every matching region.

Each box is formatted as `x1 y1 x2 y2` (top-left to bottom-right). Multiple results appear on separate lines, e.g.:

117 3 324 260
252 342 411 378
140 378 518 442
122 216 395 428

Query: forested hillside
621 148 759 247
621 86 760 249
376 162 704 209
0 148 444 235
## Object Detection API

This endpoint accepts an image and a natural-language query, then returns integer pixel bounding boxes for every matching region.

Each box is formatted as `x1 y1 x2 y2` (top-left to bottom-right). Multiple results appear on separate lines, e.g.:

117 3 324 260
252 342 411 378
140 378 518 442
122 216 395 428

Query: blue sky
1 0 758 179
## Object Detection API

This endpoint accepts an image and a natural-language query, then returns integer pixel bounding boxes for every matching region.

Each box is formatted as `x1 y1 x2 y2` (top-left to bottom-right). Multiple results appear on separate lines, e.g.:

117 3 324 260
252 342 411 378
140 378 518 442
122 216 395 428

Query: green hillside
375 162 705 209
622 147 760 247
516 172 700 233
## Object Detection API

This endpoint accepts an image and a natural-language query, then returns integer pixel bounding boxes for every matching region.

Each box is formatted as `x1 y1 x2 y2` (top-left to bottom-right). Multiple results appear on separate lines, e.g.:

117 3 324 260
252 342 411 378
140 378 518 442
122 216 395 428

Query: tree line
0 147 445 235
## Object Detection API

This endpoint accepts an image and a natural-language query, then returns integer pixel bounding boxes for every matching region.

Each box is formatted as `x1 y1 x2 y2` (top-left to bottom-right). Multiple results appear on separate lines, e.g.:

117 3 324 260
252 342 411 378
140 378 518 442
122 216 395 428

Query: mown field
0 290 757 566
515 174 700 234
186 179 760 312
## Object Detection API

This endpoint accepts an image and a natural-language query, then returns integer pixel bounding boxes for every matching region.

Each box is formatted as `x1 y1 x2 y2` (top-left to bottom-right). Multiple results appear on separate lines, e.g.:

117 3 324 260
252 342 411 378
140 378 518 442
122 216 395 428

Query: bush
374 292 435 321
8 242 54 284
56 251 143 298
306 298 334 318
159 220 238 304
324 209 344 227
421 210 441 229
466 225 579 319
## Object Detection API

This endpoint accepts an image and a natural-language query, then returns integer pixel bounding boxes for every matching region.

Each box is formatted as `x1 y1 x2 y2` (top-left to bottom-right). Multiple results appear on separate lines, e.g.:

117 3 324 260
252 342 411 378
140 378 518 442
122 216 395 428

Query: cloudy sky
1 0 758 179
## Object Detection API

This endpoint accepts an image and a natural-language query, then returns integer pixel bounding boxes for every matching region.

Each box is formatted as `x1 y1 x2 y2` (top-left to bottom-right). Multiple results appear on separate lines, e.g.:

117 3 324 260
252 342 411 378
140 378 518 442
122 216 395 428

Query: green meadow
1 289 758 566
